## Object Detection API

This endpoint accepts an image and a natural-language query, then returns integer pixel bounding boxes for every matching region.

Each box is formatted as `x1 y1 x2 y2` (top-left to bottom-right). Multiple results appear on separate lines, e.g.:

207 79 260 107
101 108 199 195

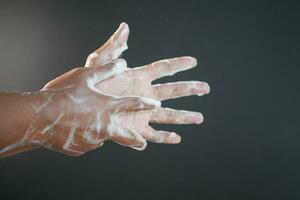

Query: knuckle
87 52 99 60
69 67 84 76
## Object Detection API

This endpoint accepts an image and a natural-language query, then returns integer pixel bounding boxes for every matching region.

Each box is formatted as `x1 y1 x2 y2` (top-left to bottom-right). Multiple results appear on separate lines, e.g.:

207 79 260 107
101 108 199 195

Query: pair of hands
22 22 210 156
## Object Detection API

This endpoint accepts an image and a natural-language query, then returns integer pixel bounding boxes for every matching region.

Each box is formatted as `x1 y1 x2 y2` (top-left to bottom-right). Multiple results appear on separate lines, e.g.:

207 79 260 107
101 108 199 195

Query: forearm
0 92 41 157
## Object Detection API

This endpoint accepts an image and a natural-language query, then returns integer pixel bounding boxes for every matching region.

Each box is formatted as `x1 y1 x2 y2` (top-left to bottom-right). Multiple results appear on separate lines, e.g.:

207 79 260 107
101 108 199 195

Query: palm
96 68 151 97
95 68 152 132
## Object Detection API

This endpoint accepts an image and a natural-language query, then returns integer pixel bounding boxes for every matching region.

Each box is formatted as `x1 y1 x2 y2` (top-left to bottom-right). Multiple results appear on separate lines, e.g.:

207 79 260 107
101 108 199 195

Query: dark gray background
0 0 299 199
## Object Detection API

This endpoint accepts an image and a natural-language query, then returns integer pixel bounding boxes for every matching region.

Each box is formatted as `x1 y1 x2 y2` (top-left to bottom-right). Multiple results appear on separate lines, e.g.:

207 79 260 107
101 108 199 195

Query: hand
0 22 133 157
85 23 210 144
24 60 160 156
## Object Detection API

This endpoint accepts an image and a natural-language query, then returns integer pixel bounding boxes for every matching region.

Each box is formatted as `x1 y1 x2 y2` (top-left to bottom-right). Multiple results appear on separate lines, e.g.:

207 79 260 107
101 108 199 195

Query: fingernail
202 82 210 94
193 82 210 96
196 114 204 124
186 113 203 124
181 56 197 67
168 132 181 143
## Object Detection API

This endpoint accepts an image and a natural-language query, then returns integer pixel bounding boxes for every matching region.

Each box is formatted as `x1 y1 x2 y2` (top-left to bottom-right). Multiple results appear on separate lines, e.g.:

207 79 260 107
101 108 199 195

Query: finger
151 81 210 101
150 107 203 124
62 135 103 155
135 56 197 81
141 126 181 144
85 59 127 93
110 128 147 151
111 96 161 113
85 22 129 67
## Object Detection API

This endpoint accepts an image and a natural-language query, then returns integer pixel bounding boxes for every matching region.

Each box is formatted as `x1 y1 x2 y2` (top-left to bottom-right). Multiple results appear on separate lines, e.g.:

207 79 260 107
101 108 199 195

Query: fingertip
183 111 204 124
177 135 182 143
113 23 129 45
119 22 128 29
181 56 197 67
162 132 181 144
196 113 204 124
204 82 210 94
117 22 126 32
202 82 210 94
169 132 181 144
196 81 210 95
118 22 130 39
132 141 147 151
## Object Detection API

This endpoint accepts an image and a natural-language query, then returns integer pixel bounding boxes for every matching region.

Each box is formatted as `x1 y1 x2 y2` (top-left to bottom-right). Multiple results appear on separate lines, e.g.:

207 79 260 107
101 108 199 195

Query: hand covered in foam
0 22 135 158
25 59 160 156
85 23 210 145
0 22 210 158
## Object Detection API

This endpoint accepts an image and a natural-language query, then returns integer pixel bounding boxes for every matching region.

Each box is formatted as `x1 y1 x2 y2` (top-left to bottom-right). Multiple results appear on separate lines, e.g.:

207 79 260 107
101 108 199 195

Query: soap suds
63 123 77 151
41 112 64 134
87 60 127 94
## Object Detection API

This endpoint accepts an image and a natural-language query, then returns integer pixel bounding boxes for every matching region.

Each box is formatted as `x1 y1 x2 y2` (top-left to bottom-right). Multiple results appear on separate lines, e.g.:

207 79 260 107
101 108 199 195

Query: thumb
85 59 127 94
85 22 130 67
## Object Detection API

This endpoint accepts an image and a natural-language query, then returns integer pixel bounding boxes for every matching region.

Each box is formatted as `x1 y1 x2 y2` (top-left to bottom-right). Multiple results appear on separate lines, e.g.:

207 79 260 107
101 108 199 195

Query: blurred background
0 0 299 199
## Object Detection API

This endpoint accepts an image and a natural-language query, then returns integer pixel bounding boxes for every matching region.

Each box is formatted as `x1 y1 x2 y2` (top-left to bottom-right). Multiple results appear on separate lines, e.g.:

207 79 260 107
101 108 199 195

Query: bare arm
0 92 46 157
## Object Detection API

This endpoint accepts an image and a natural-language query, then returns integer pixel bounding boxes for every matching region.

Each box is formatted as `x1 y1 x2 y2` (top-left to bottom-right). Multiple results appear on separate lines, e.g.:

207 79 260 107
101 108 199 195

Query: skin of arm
0 22 210 158
0 92 41 157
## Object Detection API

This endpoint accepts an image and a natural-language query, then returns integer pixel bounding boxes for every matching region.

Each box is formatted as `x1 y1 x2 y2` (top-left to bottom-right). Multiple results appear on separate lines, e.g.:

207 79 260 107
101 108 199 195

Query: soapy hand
0 22 210 158
85 23 210 144
0 23 132 158
24 60 160 156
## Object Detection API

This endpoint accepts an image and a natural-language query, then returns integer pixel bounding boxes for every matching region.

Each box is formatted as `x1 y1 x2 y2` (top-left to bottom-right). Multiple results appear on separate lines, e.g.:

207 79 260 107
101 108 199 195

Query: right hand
24 60 160 156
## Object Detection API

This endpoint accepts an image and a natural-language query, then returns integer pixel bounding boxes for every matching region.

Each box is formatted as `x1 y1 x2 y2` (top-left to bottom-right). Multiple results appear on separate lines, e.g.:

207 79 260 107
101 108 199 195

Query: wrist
0 91 45 151
21 90 58 145
19 91 48 129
